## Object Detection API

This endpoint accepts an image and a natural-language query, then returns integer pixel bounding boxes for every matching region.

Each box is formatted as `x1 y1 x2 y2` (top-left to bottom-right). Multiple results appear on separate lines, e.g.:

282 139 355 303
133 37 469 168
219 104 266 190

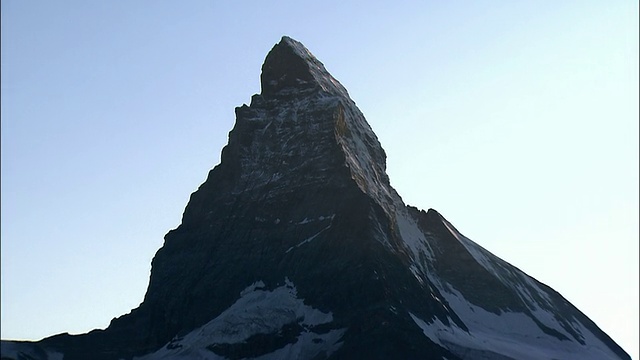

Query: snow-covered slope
135 279 345 360
401 208 625 360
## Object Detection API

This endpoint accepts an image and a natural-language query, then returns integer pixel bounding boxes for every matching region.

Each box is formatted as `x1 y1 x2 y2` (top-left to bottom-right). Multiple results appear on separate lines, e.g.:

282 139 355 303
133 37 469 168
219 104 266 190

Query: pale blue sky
1 1 638 358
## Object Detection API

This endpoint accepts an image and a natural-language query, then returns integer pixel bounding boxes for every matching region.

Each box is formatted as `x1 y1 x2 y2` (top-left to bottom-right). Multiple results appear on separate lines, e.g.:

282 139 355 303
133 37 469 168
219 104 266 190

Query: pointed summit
260 36 350 98
214 35 392 222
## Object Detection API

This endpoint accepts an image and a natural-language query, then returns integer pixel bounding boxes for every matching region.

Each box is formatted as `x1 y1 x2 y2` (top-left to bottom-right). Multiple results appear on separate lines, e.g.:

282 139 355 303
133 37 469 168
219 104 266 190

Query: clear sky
1 1 638 358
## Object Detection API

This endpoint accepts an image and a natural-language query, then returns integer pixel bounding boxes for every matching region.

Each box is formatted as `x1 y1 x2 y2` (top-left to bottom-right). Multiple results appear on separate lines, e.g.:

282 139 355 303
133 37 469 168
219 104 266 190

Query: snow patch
411 286 621 360
286 224 332 253
441 218 555 308
136 279 345 360
396 209 435 268
240 280 266 296
286 216 335 253
296 214 335 225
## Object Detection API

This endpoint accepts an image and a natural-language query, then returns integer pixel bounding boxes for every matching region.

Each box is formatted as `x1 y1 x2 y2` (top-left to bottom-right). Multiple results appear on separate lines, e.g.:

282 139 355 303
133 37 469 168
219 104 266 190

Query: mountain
1 36 630 360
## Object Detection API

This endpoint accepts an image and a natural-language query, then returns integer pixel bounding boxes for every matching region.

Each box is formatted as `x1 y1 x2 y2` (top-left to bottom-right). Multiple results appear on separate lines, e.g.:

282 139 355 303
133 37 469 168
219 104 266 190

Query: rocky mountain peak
203 36 395 222
260 36 350 99
1 36 630 360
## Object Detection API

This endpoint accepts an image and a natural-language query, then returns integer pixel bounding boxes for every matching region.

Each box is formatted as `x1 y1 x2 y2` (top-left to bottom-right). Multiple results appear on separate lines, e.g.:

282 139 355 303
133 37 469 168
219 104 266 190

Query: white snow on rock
135 278 345 360
395 208 435 265
440 215 552 304
407 265 623 360
285 223 332 253
286 215 335 253
390 212 624 359
411 286 621 360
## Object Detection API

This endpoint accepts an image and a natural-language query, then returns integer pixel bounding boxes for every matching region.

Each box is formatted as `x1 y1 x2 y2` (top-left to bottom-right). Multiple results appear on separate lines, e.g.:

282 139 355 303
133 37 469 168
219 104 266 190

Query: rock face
1 36 630 360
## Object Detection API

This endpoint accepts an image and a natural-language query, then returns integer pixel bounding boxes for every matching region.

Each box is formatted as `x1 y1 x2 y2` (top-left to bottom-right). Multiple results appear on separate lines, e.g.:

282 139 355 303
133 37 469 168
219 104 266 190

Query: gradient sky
1 1 638 358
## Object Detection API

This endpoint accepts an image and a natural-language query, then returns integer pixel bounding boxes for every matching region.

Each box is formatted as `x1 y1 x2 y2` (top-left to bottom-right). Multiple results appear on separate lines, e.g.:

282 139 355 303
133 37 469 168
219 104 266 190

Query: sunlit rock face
1 36 630 360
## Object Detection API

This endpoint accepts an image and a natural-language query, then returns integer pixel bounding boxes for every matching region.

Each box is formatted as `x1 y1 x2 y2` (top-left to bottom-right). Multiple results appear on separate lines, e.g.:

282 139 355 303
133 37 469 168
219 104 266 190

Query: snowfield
135 278 346 360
